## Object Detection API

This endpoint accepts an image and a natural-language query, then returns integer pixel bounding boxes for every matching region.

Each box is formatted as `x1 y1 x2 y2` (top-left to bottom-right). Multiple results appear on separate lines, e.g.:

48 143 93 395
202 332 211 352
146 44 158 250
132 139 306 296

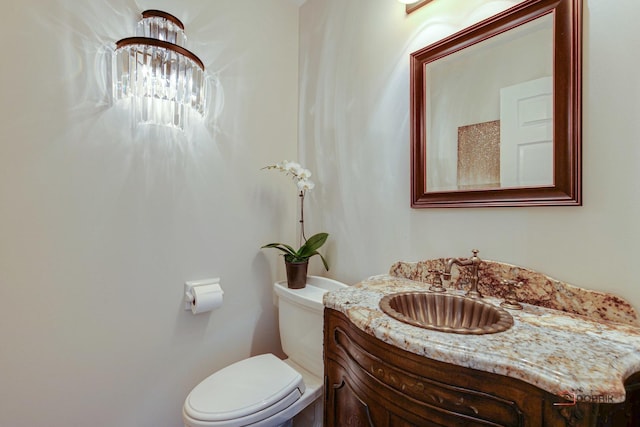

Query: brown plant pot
285 260 308 289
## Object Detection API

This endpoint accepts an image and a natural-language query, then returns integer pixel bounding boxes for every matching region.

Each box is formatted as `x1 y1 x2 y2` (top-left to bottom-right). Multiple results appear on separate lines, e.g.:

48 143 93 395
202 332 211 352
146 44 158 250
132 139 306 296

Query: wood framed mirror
410 0 581 208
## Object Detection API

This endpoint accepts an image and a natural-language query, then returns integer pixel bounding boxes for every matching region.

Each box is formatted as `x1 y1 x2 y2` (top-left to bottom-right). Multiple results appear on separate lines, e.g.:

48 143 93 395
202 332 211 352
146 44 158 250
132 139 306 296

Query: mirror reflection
426 14 553 192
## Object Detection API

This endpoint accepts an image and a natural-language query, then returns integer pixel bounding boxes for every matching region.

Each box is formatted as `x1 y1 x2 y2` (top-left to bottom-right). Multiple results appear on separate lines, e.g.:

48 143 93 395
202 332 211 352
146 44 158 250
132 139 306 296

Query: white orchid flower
284 161 302 174
275 160 289 171
265 160 315 192
297 179 315 191
298 169 312 180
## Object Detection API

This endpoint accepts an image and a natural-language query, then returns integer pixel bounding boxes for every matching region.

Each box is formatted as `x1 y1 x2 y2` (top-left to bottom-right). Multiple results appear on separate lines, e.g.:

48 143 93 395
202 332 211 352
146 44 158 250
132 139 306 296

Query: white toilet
182 276 347 427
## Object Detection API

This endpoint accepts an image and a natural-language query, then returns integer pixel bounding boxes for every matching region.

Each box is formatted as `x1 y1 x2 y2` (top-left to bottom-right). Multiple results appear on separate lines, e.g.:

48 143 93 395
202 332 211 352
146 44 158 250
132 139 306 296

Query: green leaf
297 233 329 258
260 243 297 257
310 250 330 271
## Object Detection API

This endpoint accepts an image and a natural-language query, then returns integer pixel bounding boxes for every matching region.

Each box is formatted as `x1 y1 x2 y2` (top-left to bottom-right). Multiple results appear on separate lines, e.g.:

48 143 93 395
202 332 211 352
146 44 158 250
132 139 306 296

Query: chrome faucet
443 249 482 298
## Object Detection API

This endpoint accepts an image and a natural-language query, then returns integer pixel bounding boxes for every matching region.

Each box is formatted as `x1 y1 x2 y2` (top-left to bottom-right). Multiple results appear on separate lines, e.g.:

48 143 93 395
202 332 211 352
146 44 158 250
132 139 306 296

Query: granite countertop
323 274 640 403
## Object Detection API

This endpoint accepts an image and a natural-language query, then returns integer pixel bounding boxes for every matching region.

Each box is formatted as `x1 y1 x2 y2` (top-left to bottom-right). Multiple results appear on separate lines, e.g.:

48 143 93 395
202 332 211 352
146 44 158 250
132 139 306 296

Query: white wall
0 1 299 426
300 0 640 310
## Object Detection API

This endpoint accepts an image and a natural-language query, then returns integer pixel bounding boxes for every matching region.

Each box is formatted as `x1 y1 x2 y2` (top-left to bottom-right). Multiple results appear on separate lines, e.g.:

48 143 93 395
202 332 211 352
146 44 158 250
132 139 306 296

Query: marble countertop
323 275 640 403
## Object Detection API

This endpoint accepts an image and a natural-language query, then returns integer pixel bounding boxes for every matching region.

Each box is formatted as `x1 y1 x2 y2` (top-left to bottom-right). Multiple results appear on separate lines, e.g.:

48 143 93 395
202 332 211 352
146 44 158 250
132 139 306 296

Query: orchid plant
261 161 329 271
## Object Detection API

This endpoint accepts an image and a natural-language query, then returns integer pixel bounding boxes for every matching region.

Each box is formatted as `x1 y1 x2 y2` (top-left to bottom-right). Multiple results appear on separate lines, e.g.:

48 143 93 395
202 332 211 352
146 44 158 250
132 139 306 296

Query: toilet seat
183 354 305 426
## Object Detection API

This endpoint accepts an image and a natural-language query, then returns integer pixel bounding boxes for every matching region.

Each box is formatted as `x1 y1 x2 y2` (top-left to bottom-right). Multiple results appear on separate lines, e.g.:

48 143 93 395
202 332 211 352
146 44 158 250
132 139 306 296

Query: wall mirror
410 0 581 208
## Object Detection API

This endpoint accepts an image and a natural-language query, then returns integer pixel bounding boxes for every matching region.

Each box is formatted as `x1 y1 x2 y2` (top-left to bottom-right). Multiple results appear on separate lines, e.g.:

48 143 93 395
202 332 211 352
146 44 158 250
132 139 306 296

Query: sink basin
379 292 514 335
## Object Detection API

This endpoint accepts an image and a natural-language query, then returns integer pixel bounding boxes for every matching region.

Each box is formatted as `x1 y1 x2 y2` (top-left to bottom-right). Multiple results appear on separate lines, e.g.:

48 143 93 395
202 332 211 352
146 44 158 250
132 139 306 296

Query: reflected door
500 76 553 187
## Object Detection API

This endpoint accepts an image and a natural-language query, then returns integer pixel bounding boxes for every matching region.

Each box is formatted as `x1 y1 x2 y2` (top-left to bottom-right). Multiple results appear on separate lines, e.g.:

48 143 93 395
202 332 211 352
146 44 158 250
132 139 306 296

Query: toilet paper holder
184 278 222 311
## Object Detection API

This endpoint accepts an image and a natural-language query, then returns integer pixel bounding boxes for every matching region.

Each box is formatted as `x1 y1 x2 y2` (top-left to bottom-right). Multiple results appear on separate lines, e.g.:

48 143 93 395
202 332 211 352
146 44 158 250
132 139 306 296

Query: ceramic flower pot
285 260 308 289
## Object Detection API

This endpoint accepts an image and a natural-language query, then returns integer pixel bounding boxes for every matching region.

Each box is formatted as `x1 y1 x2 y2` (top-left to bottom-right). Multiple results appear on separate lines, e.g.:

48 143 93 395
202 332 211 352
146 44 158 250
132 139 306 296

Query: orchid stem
299 190 307 246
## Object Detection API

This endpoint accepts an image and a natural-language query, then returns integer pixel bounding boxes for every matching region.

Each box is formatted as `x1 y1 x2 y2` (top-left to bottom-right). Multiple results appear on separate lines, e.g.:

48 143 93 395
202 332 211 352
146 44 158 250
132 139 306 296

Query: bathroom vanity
323 259 640 426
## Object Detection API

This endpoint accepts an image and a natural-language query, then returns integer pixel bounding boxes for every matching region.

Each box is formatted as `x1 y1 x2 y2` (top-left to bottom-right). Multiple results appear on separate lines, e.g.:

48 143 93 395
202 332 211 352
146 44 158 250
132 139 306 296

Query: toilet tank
274 276 348 378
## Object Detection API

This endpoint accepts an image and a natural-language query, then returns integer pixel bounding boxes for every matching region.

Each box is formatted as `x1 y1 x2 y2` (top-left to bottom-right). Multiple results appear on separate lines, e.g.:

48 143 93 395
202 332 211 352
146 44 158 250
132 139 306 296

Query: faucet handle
427 269 446 293
500 280 523 310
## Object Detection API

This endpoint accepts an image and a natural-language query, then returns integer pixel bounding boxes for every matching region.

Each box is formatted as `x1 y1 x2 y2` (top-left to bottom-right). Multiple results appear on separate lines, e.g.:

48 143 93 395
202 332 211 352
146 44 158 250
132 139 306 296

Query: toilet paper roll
191 284 223 314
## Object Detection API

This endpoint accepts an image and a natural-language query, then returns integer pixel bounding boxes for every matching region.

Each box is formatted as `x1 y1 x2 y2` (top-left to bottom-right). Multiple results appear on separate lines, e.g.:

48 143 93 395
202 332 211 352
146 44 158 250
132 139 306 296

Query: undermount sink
379 292 514 335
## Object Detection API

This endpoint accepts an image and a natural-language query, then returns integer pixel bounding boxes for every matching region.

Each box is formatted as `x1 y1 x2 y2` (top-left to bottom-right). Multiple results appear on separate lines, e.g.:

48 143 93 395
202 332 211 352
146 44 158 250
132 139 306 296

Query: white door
500 76 553 188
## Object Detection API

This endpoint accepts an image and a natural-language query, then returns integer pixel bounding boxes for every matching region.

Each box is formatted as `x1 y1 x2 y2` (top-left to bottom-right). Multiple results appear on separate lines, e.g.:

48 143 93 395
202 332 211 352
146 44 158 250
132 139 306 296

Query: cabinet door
325 361 385 427
325 361 425 427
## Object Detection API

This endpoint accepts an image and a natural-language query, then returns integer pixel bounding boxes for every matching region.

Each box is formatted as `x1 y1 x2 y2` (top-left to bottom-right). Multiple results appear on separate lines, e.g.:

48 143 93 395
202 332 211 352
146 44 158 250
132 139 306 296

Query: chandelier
112 10 207 129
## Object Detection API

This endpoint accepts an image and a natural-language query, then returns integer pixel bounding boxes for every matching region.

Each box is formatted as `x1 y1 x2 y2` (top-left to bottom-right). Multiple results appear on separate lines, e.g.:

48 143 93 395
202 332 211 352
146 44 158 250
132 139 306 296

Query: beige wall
300 0 640 310
0 1 299 426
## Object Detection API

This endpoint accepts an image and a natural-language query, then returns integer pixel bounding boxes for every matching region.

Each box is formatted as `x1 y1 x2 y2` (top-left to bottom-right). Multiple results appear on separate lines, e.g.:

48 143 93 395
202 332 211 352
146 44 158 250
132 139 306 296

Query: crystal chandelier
112 10 206 129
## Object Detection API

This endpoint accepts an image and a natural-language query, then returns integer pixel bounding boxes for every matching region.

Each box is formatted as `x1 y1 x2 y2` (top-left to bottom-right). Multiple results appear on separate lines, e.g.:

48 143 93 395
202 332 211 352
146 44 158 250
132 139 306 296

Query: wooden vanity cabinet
323 308 640 427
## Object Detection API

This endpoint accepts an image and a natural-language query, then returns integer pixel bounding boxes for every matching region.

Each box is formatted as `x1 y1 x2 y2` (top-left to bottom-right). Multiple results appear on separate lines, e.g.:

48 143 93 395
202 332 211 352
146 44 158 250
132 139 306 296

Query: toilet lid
184 354 305 423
